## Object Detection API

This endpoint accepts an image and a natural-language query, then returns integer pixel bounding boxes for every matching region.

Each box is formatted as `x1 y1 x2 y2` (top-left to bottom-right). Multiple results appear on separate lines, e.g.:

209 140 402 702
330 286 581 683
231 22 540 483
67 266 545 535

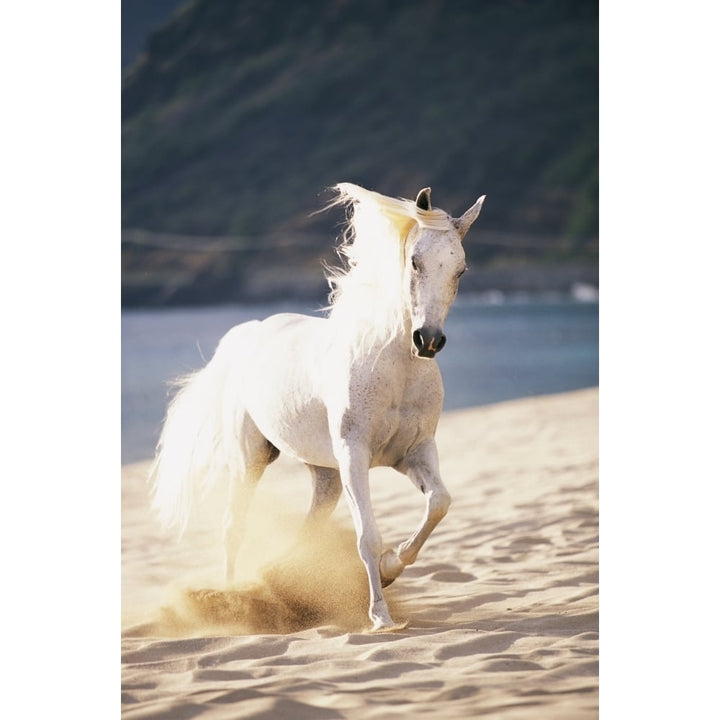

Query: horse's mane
323 183 452 351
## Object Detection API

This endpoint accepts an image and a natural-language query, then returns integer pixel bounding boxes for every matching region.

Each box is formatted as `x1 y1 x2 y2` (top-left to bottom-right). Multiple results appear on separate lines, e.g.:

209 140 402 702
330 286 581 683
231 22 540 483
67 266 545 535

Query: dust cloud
125 510 402 636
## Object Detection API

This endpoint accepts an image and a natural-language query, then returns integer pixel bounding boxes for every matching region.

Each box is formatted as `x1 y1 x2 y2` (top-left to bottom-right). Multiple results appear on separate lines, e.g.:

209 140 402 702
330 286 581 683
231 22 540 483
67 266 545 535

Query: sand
122 387 598 718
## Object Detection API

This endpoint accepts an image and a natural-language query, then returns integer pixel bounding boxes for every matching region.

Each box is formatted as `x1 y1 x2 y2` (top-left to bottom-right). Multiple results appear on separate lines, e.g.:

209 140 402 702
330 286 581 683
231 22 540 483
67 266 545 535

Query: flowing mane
323 183 453 349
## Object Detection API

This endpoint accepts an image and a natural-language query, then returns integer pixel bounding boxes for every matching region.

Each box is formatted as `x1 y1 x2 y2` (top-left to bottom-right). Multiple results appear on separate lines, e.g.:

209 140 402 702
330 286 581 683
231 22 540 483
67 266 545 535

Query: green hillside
122 0 598 305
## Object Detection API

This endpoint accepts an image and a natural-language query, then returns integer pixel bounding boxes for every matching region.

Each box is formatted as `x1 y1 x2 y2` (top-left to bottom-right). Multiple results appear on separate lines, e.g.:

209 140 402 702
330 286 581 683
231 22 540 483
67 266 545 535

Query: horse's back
216 313 319 375
216 318 261 356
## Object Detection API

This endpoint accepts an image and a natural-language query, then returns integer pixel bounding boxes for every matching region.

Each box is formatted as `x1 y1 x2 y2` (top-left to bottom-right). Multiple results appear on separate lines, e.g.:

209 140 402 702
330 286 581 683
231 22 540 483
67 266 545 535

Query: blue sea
121 293 599 464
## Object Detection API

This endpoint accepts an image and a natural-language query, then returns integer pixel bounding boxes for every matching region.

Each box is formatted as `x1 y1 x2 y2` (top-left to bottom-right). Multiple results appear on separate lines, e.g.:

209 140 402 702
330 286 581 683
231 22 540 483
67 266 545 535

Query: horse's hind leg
223 423 279 585
305 464 342 523
381 439 451 587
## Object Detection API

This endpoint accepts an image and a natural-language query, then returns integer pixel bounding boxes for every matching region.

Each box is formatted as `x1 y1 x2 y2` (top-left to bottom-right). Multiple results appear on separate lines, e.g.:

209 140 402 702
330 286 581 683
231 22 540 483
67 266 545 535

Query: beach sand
122 387 598 718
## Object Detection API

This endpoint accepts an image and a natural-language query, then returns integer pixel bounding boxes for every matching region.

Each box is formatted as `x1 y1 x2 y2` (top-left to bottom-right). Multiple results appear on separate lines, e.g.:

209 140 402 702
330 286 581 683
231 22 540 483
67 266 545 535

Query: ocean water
121 294 598 464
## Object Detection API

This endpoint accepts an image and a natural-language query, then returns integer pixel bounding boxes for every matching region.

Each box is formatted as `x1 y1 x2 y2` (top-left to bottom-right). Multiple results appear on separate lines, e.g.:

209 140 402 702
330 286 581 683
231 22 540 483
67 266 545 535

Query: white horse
150 183 485 632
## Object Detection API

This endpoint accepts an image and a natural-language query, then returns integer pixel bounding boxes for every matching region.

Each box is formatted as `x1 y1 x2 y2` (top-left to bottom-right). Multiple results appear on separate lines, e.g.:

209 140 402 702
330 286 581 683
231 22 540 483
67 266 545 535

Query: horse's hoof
370 617 409 633
380 549 404 587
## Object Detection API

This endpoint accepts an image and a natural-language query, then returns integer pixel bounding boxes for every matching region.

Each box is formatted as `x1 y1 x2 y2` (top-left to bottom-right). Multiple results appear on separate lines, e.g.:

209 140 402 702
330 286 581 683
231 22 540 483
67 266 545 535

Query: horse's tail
149 321 260 534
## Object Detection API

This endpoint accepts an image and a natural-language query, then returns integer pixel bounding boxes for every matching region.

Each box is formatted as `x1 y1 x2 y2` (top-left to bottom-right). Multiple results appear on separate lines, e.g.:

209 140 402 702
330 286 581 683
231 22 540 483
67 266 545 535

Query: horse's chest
370 411 418 467
369 378 442 467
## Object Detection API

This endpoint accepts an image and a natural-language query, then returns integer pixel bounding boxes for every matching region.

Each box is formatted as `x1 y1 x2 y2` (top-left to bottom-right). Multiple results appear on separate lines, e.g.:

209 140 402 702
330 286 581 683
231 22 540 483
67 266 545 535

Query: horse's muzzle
412 327 447 358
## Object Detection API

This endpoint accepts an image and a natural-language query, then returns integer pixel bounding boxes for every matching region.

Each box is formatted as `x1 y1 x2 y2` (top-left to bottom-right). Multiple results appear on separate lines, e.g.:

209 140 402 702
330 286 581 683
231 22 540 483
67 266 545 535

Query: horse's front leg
335 441 406 632
380 439 451 586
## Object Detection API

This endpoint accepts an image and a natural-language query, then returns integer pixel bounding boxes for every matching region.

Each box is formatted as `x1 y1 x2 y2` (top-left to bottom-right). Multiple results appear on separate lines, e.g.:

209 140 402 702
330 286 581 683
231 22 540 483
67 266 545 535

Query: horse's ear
453 195 486 240
416 187 432 211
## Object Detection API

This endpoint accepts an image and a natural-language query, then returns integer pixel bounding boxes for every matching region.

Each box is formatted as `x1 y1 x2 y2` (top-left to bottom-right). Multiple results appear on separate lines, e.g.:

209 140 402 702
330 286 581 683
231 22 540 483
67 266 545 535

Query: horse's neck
347 318 415 374
328 296 411 362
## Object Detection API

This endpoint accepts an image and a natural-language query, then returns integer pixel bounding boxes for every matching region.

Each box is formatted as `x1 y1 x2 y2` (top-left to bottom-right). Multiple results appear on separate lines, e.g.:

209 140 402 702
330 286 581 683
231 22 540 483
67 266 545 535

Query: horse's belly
251 396 337 468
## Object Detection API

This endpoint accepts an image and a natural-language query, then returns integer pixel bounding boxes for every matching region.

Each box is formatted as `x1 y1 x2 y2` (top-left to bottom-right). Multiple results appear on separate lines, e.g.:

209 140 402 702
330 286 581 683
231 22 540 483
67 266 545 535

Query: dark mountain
122 0 185 68
122 0 598 306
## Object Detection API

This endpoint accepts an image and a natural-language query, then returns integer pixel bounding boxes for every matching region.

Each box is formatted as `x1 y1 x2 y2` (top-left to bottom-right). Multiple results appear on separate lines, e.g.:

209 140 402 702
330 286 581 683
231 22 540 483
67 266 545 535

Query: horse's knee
429 487 451 522
357 526 382 562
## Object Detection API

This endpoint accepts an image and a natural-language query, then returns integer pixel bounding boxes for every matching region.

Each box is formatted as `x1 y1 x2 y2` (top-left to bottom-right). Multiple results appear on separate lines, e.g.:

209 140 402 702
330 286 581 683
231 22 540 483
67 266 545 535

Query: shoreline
121 261 599 308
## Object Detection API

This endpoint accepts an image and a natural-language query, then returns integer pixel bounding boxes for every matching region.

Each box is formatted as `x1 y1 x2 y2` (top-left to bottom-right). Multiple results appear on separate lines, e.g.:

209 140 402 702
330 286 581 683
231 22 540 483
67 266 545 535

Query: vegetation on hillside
122 0 598 305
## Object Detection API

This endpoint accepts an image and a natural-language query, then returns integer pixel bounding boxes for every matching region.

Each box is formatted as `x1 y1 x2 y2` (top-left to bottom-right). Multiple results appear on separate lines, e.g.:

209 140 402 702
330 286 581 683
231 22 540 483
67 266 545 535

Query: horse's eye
411 256 420 272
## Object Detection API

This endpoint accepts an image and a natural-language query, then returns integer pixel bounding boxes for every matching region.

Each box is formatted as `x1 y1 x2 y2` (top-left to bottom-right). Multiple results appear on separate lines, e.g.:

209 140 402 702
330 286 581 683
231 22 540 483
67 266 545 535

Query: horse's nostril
413 328 446 357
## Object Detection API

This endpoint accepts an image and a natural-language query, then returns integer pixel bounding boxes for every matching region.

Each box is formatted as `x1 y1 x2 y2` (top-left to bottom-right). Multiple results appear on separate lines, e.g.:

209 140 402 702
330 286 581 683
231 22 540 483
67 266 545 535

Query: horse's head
406 188 485 359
